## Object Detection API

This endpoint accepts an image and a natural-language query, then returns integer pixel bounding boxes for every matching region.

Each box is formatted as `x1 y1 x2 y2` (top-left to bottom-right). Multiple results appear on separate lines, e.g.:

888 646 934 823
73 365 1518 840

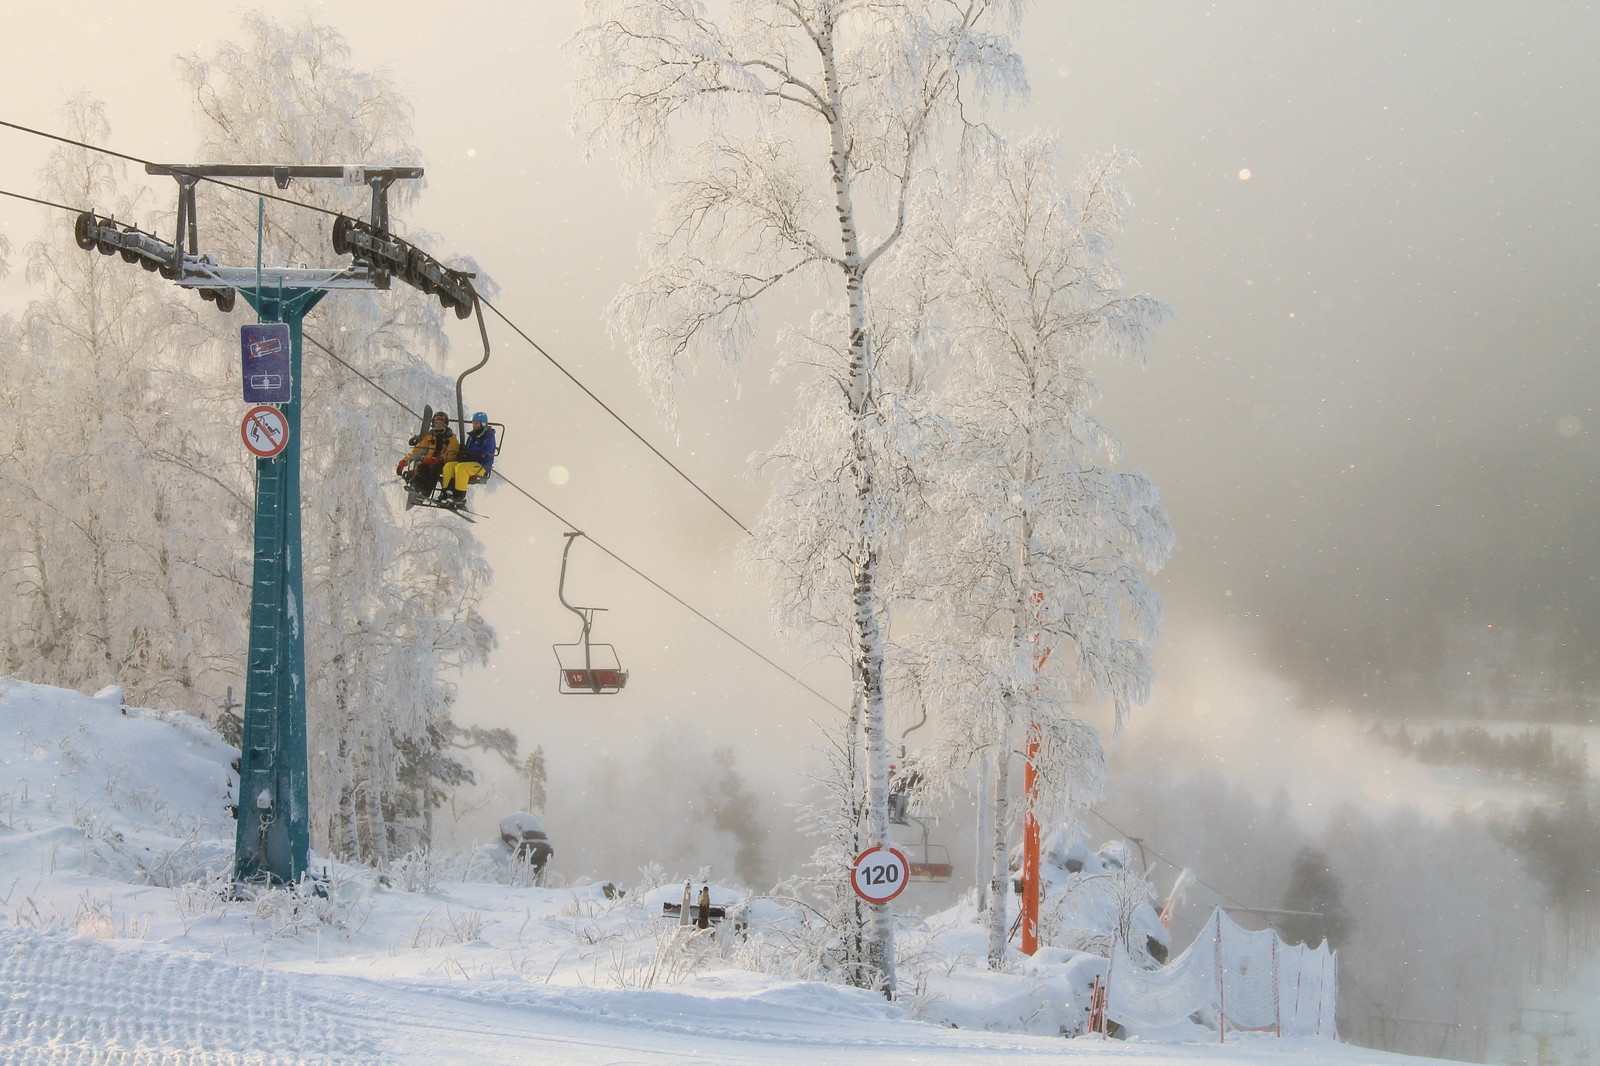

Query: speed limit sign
850 845 910 904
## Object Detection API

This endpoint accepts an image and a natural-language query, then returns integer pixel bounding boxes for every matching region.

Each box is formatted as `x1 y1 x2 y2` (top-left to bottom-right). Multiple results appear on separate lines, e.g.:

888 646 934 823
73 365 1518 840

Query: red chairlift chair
905 817 954 883
552 531 629 695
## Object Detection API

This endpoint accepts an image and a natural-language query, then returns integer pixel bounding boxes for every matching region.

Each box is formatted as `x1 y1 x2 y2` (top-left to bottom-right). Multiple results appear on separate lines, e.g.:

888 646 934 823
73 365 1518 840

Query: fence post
1272 935 1281 1037
1293 943 1305 1034
1331 951 1339 1041
1315 949 1325 1036
1103 929 1117 1039
1215 911 1226 1044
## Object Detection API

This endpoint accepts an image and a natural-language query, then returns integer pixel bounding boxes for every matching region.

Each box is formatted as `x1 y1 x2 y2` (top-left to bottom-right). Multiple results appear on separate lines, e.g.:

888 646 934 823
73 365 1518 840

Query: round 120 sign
850 845 910 904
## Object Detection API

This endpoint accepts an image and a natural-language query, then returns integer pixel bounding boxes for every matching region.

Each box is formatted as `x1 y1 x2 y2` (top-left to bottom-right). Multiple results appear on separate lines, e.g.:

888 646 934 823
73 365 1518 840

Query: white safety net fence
1104 908 1337 1038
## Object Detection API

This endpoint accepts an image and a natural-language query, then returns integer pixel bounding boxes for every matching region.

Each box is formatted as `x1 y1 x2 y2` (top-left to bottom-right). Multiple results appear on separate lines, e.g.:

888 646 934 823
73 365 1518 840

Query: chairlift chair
888 721 947 879
398 399 505 522
552 532 628 694
899 813 953 883
396 297 505 518
908 841 954 883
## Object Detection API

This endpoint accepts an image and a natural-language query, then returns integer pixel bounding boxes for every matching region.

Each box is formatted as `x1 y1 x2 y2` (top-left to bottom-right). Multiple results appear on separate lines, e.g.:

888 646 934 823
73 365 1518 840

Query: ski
403 495 481 522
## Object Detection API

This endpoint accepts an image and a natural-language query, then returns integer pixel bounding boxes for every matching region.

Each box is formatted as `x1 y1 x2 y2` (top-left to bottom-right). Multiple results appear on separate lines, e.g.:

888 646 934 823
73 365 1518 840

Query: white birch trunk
987 701 1014 969
975 757 994 914
821 17 895 996
367 745 390 869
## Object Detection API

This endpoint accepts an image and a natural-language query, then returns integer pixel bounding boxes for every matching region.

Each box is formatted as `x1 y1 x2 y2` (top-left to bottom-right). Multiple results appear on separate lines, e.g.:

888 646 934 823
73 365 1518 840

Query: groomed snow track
0 926 378 1064
0 923 1432 1066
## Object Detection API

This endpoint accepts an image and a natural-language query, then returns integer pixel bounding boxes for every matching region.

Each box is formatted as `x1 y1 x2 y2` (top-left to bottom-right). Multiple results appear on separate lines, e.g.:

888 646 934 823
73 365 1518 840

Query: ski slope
0 925 1432 1066
0 678 1445 1065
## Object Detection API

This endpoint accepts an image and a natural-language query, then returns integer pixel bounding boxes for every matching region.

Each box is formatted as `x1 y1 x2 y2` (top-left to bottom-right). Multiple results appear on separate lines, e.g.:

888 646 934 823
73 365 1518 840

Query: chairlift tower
76 162 474 886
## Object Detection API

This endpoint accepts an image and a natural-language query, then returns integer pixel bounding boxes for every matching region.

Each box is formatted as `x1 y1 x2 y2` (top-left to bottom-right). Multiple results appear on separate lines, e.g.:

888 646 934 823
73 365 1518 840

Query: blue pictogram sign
241 323 292 403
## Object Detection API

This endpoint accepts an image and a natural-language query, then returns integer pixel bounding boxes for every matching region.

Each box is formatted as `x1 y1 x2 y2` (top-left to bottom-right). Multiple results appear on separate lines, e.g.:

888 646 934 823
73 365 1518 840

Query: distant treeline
1366 723 1589 784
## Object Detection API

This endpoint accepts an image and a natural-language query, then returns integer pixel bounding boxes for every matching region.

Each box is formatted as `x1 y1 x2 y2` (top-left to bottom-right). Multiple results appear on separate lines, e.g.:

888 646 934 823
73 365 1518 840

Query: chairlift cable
310 323 793 701
0 184 170 243
480 297 752 536
2 120 757 537
0 119 162 170
301 332 844 716
0 182 835 713
0 118 346 218
479 464 842 714
0 188 85 214
301 333 426 420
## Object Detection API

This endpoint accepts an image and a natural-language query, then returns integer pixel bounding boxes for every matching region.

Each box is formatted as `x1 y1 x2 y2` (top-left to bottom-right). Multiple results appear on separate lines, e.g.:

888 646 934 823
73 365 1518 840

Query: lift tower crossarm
111 162 472 316
142 163 424 183
144 164 423 266
144 164 422 229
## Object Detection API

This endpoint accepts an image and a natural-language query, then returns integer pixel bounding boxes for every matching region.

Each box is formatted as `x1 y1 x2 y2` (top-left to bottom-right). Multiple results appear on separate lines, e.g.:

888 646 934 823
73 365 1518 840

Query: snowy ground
0 678 1448 1065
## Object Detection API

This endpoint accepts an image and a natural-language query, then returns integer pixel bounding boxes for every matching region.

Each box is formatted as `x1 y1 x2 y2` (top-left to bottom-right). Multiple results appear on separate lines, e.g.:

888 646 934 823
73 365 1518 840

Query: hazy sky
3 2 1598 856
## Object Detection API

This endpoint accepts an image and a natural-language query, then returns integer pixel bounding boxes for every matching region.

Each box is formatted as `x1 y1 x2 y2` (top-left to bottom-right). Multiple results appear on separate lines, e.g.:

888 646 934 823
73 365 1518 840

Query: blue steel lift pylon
72 163 478 887
234 285 323 885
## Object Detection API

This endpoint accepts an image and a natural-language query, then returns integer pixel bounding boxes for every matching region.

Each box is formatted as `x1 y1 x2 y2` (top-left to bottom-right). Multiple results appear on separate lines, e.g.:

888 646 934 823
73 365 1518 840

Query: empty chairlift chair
552 531 629 694
907 837 954 883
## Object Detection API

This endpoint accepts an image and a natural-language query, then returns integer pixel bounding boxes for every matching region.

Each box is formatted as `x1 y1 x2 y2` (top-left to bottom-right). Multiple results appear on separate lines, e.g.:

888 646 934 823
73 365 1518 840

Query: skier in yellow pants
439 411 496 509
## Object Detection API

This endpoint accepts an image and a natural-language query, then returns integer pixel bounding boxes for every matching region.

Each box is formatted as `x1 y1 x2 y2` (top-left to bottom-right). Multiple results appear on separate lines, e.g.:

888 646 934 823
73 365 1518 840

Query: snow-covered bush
1031 834 1170 968
389 846 503 895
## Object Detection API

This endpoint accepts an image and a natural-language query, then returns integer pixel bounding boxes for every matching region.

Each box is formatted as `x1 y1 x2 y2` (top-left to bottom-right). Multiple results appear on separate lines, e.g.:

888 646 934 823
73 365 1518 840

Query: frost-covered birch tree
1 33 499 861
176 13 499 863
0 97 242 710
911 136 1173 968
571 0 1025 993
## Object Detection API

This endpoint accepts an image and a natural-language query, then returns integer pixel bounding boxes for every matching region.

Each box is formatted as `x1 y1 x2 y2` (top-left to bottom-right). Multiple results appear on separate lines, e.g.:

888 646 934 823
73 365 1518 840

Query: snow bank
0 678 236 887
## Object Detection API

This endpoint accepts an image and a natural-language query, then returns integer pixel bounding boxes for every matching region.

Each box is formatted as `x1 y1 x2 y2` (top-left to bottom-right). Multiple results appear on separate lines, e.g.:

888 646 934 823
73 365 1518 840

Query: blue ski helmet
472 411 488 423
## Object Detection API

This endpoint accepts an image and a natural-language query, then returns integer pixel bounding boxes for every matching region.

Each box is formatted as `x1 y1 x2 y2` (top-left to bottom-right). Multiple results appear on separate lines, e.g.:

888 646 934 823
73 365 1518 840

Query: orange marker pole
1021 589 1052 957
1022 720 1041 955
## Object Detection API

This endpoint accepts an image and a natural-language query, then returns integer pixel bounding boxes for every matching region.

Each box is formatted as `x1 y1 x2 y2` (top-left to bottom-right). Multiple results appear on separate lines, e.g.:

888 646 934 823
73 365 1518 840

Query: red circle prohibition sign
850 845 910 904
241 405 290 458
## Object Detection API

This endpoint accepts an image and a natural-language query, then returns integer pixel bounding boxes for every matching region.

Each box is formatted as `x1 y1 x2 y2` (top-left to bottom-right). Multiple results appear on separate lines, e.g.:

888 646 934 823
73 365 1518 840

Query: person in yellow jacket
396 410 457 498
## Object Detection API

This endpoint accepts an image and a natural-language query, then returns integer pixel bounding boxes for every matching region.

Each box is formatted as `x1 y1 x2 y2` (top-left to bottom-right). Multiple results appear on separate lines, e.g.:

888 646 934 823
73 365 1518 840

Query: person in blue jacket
439 412 495 508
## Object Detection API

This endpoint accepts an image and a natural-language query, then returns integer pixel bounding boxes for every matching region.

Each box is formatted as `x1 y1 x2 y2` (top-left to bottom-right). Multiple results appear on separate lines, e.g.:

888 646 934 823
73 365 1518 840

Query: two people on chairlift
397 410 496 509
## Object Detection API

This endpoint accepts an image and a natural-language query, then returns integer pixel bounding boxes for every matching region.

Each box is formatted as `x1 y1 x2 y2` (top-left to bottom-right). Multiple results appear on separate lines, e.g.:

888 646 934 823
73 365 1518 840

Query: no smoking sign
241 405 290 458
849 845 909 904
